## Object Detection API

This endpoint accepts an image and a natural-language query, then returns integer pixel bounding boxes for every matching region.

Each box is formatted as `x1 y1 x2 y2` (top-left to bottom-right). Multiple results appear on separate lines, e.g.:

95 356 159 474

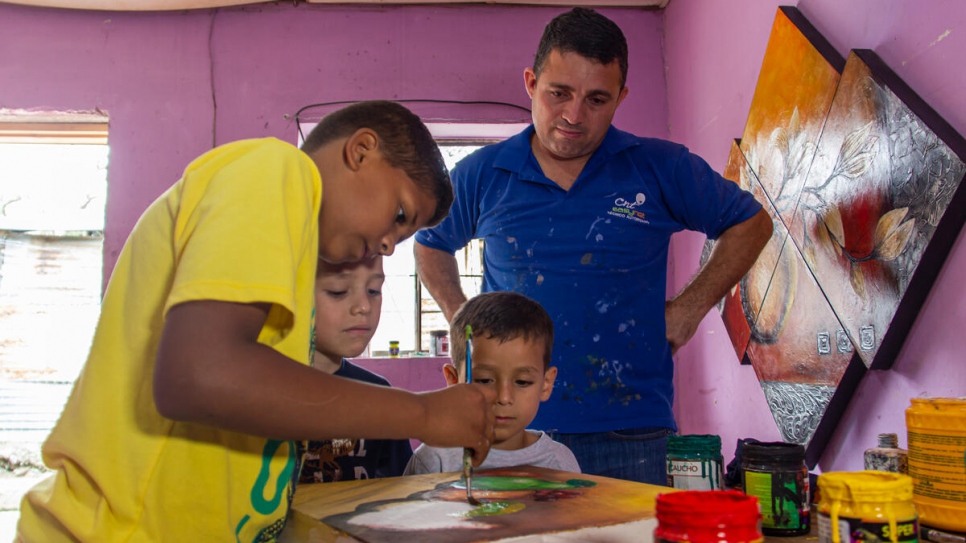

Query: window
373 144 484 356
298 119 527 355
373 122 528 355
0 116 108 469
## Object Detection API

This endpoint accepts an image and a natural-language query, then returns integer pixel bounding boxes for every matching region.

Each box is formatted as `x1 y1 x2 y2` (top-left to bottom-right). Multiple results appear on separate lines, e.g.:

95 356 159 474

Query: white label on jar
667 459 722 490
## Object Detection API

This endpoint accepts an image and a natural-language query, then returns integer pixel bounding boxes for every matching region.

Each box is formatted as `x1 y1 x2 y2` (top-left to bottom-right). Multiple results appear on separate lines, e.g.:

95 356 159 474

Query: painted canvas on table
316 467 659 543
709 7 966 465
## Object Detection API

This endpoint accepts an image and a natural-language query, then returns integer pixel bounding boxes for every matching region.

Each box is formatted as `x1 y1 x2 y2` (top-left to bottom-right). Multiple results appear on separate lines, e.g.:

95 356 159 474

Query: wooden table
278 466 669 543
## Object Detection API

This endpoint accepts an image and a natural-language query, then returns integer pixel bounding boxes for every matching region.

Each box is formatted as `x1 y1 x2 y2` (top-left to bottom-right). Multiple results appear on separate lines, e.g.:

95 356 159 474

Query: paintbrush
924 527 966 543
463 325 482 506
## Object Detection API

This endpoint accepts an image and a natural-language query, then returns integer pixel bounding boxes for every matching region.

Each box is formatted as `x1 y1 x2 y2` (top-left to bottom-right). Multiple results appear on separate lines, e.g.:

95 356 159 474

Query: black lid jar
740 441 809 536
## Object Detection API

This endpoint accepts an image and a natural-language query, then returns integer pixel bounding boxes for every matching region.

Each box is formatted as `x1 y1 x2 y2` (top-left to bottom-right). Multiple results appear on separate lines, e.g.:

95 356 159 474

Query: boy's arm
154 300 494 465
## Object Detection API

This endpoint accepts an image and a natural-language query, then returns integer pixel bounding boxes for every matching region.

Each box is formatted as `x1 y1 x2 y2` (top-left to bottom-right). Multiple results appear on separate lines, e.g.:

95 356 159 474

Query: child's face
446 335 557 451
317 149 438 264
313 257 385 360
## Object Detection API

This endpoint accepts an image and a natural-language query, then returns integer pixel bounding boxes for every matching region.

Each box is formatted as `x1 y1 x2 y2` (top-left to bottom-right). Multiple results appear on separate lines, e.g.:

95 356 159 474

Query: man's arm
154 300 495 465
414 242 469 322
665 208 773 354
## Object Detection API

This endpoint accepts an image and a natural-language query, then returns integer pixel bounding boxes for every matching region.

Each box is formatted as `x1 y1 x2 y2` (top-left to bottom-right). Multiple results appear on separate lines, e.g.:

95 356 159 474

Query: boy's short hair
533 7 628 88
450 292 554 372
300 100 454 227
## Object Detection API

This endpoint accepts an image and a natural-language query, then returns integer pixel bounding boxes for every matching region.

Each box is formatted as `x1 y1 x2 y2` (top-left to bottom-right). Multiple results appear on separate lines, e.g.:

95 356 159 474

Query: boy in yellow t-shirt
16 101 495 543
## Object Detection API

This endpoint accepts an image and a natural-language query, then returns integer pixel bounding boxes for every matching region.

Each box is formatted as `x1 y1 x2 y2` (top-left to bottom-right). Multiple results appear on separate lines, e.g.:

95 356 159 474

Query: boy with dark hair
404 291 578 475
18 100 494 542
298 255 413 483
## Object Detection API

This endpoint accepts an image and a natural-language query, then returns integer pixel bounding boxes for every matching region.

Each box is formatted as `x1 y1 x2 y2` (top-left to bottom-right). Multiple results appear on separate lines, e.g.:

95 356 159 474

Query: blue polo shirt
416 125 762 433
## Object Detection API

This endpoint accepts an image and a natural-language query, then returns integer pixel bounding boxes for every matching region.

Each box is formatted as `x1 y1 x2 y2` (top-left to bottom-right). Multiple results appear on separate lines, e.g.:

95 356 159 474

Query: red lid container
655 490 762 543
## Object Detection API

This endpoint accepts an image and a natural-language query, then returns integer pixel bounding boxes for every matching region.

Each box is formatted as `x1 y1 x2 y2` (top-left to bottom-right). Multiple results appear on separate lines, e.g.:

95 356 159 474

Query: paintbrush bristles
465 325 473 382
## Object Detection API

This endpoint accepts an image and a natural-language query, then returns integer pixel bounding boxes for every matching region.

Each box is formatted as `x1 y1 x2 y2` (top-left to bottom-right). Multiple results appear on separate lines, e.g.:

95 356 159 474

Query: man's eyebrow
547 82 614 99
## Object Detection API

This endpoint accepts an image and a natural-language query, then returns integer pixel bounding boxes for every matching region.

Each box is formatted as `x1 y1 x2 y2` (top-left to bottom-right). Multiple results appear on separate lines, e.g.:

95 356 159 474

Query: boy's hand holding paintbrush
413 384 494 463
411 324 494 468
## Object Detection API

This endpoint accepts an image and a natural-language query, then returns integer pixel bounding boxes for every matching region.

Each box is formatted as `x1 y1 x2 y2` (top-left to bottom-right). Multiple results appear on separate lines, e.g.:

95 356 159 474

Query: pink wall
664 0 966 471
0 2 666 277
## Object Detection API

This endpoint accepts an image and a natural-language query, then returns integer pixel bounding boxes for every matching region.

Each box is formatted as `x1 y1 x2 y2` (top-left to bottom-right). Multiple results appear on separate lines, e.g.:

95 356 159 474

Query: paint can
655 489 763 543
429 330 449 357
740 441 810 536
666 434 725 490
817 471 918 543
905 397 966 532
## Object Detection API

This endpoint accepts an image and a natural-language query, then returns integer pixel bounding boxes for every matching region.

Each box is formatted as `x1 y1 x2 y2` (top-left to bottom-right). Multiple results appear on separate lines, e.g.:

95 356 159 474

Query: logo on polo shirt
608 192 648 224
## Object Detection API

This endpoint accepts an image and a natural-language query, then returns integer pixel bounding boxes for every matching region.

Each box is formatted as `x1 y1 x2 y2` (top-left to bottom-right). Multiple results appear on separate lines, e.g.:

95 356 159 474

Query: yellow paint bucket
905 397 966 531
816 471 917 543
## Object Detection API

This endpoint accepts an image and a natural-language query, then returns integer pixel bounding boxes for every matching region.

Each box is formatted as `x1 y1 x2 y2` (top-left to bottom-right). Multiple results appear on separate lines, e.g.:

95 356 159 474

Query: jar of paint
863 433 908 474
389 340 400 358
655 489 762 543
666 434 724 490
740 441 810 536
905 397 966 532
429 330 449 357
816 471 918 543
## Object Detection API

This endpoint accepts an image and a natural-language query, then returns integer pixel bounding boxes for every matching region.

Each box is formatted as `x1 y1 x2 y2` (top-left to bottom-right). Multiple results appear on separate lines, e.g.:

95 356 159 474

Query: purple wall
665 0 966 472
0 2 666 276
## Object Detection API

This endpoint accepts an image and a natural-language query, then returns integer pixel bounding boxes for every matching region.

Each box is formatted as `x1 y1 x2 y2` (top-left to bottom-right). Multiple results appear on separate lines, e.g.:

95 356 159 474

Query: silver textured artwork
760 381 836 445
859 325 876 351
817 331 831 355
836 330 852 354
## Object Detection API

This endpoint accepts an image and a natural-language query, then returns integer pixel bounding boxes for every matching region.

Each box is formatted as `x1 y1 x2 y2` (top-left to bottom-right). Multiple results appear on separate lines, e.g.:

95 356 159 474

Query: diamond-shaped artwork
720 7 966 466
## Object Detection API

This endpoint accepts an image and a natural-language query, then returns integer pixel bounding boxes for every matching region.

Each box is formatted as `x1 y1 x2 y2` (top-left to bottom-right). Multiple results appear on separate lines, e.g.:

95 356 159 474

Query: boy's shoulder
335 359 391 387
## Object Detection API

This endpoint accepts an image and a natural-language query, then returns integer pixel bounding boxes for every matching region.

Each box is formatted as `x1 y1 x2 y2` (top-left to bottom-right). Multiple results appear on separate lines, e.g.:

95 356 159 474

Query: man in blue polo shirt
414 7 772 485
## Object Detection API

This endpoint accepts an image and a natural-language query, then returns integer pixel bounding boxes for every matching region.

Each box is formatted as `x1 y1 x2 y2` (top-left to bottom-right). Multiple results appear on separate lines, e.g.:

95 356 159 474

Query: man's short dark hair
300 101 453 227
451 292 554 372
533 7 628 88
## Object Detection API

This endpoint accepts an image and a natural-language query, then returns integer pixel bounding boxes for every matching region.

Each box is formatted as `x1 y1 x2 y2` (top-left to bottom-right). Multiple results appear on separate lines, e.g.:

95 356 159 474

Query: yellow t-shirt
17 138 322 542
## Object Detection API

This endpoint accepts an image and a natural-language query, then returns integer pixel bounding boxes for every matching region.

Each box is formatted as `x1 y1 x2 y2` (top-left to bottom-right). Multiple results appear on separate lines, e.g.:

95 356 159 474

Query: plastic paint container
666 434 725 490
655 490 763 543
816 471 918 543
740 441 810 536
429 330 449 357
905 397 966 532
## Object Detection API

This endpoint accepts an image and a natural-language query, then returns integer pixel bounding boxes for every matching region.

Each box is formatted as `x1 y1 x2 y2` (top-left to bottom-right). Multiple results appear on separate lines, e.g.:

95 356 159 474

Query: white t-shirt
404 431 580 475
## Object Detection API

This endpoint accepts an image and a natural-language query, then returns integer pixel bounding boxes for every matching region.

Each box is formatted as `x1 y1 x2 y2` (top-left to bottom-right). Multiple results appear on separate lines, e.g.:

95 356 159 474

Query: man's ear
342 128 379 171
540 366 558 402
524 67 538 99
615 85 630 108
442 363 462 386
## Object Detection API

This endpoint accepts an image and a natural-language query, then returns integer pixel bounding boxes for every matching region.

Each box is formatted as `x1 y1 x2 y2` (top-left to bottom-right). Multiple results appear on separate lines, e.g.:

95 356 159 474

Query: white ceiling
2 0 669 11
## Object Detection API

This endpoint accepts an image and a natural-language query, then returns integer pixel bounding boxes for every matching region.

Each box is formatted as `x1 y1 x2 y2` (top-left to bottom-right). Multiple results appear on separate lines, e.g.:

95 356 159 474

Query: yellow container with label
906 397 966 532
817 471 917 543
